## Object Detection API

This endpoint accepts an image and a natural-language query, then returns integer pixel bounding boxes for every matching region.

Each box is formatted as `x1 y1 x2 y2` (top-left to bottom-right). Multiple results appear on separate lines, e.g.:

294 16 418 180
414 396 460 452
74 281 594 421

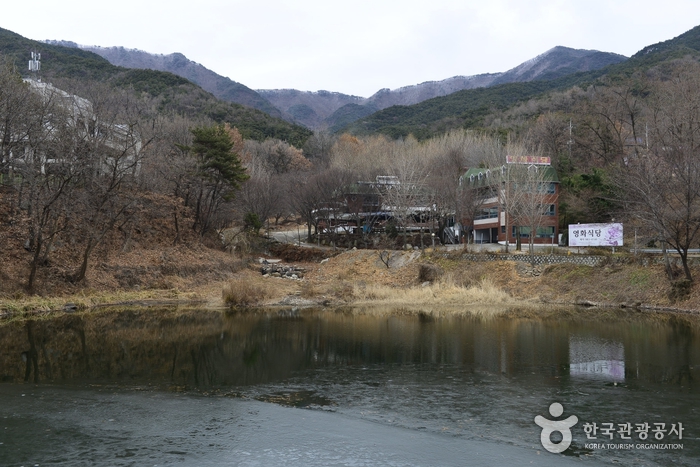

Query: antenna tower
28 51 41 80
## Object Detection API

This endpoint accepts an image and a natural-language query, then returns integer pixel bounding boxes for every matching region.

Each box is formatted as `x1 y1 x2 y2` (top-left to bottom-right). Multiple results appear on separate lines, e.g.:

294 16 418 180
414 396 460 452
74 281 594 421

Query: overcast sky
3 1 700 97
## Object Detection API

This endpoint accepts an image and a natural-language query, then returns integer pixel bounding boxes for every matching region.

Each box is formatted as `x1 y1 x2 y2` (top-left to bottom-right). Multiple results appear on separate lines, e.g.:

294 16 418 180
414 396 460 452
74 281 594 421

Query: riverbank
224 247 700 314
3 244 700 319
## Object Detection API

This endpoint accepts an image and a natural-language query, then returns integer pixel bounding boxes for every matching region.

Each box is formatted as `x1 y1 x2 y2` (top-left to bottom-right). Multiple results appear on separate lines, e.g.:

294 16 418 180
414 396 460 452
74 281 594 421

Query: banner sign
569 223 623 247
506 155 551 165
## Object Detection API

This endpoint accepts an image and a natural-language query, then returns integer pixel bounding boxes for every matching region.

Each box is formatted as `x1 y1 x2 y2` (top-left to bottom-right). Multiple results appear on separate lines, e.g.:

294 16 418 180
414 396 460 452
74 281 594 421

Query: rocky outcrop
261 264 306 279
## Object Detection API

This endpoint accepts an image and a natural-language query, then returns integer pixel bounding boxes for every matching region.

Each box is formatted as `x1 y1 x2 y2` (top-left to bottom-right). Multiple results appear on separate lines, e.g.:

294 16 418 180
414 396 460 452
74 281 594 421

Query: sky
3 1 700 97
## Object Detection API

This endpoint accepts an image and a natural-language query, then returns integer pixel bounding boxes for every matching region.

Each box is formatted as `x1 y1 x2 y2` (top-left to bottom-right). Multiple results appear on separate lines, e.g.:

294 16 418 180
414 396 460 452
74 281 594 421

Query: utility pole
568 118 573 161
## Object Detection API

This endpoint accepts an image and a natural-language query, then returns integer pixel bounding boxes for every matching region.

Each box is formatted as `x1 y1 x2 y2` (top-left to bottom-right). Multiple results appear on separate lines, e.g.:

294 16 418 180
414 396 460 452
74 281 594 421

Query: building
317 175 436 235
460 160 560 245
1 72 142 181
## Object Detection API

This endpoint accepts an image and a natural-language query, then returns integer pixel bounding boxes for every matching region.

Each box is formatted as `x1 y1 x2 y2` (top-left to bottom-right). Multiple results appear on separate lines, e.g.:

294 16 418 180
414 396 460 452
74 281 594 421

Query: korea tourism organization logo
534 403 685 454
534 403 579 453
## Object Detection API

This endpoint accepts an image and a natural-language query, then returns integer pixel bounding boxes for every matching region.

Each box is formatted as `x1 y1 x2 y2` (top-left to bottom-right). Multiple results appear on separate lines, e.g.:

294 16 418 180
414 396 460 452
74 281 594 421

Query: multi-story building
460 159 560 245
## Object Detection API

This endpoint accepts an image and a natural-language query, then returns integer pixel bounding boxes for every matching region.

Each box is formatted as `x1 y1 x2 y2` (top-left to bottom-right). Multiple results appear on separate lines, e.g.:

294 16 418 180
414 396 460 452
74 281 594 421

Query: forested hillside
0 28 311 147
48 42 283 118
259 47 625 130
0 27 317 296
344 25 700 140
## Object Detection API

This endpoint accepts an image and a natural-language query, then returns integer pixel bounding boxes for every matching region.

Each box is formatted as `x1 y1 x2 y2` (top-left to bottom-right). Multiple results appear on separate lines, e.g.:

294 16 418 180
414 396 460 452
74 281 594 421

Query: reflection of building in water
569 336 625 382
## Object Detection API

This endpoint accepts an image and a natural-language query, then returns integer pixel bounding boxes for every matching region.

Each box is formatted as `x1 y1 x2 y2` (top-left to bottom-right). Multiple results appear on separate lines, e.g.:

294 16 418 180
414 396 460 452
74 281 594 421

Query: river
0 305 697 466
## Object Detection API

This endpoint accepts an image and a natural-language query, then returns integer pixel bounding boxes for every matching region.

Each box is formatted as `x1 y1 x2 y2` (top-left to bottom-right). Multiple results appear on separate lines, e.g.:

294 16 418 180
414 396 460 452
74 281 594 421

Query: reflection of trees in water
22 321 39 383
0 309 315 387
666 316 695 386
19 316 89 383
0 308 698 388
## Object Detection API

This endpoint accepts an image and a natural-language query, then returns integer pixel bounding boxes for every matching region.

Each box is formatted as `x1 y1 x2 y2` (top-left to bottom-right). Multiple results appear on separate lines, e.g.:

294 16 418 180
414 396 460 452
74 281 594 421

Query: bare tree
616 63 700 282
427 131 502 244
573 79 648 168
244 138 311 175
382 137 431 246
67 83 156 282
530 112 572 172
290 168 351 242
507 162 557 262
235 171 285 233
0 58 36 191
302 130 336 167
22 90 81 291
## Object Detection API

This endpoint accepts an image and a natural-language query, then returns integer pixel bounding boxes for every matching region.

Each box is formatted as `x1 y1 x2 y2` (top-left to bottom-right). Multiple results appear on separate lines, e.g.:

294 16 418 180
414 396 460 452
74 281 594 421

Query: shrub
418 264 443 283
669 279 692 303
222 279 268 307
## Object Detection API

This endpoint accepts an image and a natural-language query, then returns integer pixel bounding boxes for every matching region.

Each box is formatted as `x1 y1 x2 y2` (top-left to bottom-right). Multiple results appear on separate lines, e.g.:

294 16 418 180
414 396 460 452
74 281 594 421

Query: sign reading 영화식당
568 223 623 247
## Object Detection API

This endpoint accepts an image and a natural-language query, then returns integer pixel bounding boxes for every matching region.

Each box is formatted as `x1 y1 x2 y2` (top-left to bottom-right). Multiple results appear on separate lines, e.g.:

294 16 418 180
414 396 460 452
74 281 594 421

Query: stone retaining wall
458 253 700 268
460 253 606 266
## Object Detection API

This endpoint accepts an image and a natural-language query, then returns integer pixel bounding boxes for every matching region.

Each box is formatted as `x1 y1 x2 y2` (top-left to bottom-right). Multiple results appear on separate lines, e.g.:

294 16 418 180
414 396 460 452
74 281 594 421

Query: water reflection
0 306 699 466
0 307 698 389
569 336 625 382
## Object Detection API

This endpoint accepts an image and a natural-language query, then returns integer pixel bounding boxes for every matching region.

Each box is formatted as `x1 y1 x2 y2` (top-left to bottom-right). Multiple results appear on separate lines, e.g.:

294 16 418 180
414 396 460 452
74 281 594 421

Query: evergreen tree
180 124 249 234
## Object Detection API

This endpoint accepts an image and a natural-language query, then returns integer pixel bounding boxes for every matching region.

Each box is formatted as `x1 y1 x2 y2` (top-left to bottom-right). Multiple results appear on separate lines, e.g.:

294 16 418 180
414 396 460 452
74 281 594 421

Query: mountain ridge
44 41 282 118
259 46 625 129
342 24 700 140
0 30 313 147
49 39 626 131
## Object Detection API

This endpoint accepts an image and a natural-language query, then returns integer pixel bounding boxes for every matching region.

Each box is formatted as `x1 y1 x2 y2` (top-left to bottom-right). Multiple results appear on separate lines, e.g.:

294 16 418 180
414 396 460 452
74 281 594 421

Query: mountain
55 38 625 131
0 28 312 147
259 47 625 130
0 29 116 81
44 41 282 118
255 89 366 129
342 25 700 140
490 46 626 84
626 24 700 68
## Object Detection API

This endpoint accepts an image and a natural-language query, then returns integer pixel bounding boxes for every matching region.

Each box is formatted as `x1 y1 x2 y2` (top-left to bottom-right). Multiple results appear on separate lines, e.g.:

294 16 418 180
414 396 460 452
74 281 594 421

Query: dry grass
221 268 306 307
222 277 271 307
351 276 522 307
0 286 205 320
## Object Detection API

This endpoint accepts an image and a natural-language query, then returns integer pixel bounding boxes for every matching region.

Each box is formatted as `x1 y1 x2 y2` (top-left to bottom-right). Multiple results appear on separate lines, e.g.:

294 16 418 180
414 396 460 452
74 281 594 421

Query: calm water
0 306 698 466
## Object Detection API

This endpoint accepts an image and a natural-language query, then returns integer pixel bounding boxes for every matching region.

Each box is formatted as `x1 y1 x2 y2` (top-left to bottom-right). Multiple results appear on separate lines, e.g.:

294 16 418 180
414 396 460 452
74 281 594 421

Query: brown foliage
222 278 268 307
0 187 242 296
418 263 444 283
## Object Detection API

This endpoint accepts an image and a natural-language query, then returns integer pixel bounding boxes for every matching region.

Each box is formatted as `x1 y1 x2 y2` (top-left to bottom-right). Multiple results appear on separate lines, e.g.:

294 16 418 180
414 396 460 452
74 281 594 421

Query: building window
536 226 555 238
543 204 556 216
475 207 498 220
512 226 555 238
536 182 556 194
512 226 530 238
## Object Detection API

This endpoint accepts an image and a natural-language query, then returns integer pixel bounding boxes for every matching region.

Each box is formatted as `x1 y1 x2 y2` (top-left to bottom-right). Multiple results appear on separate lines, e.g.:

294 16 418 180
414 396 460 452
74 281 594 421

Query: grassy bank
4 247 700 319
220 248 700 315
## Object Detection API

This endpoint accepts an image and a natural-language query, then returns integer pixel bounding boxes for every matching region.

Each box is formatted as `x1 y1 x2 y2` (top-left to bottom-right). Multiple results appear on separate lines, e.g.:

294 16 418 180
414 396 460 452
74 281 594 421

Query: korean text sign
569 223 623 247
